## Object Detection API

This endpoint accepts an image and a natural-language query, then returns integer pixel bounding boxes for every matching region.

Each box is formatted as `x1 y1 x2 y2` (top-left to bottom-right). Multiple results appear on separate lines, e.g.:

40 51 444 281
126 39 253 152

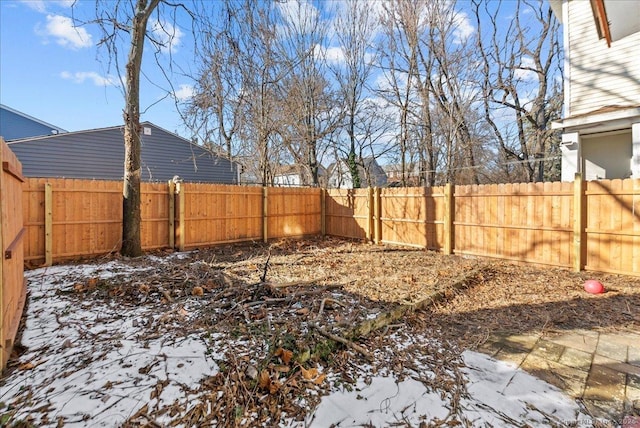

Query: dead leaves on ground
258 347 326 395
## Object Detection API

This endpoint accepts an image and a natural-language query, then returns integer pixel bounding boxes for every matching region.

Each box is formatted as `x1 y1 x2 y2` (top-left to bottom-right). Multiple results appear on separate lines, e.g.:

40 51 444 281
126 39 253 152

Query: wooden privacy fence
23 179 171 265
23 179 322 265
19 175 640 276
1 138 26 371
326 176 640 277
172 184 321 250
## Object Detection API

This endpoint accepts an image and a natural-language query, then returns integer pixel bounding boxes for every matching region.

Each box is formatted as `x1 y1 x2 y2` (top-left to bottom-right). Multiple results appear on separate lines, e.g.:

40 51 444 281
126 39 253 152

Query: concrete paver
559 346 593 372
629 373 640 390
628 345 640 367
530 339 565 362
494 346 529 367
596 339 629 362
503 333 540 351
547 331 599 354
584 364 626 402
480 329 640 424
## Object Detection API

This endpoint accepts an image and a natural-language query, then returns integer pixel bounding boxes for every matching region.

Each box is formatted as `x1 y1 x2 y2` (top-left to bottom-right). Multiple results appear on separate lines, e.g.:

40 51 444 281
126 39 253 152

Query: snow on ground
1 257 591 427
309 352 586 427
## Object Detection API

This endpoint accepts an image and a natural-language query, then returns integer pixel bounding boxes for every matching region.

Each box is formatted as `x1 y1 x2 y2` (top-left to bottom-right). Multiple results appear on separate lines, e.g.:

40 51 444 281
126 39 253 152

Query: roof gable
0 104 67 140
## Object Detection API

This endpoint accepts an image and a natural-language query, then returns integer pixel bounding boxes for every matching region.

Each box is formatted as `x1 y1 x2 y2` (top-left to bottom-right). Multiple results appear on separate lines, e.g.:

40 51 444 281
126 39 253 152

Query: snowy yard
3 238 632 427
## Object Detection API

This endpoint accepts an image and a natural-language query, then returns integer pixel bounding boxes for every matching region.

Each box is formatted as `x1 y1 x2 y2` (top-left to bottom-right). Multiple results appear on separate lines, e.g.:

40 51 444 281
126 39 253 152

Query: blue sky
0 0 194 135
0 0 534 142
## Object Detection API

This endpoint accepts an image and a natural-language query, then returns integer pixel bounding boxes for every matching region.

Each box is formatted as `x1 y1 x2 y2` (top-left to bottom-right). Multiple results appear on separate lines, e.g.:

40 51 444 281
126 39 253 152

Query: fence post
573 173 585 272
168 180 175 249
367 187 374 242
176 182 185 251
263 187 268 243
443 183 454 255
0 143 4 371
45 182 53 266
320 188 326 236
374 187 381 244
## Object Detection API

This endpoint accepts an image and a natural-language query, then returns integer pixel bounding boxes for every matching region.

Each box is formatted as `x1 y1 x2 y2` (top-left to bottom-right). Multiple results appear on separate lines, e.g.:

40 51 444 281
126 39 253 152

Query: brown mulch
71 234 640 353
427 261 640 350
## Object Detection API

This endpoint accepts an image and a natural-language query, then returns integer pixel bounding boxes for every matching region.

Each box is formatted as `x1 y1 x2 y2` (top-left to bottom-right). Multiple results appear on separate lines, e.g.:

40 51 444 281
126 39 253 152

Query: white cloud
20 0 74 13
174 84 194 101
60 71 118 86
313 44 345 64
38 14 93 49
514 56 538 81
452 11 474 44
150 19 184 54
276 0 320 35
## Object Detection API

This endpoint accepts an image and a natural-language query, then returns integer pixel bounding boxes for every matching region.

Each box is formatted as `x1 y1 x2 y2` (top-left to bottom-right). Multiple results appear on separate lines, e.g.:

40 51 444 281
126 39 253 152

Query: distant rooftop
0 103 67 141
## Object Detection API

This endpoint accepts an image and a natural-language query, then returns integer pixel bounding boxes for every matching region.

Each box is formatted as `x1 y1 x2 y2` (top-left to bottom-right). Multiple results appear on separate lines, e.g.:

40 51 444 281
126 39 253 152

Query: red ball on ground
584 279 605 294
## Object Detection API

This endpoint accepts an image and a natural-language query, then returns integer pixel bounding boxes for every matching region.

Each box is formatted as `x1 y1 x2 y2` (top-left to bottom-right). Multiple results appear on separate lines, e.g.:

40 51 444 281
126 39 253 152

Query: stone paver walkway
478 329 640 426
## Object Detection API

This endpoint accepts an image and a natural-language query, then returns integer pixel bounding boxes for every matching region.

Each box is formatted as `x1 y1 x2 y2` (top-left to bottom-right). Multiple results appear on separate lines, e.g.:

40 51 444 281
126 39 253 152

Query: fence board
23 178 46 264
379 187 444 249
141 182 171 249
453 181 574 267
584 179 640 274
180 184 263 248
325 189 370 240
47 179 121 261
267 187 321 239
24 179 174 263
1 138 26 371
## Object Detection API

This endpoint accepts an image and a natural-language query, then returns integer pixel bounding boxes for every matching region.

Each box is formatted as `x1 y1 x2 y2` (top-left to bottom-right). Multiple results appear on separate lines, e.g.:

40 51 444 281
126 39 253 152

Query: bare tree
186 0 246 160
424 0 482 185
186 0 291 186
378 1 422 187
87 0 164 256
473 0 563 183
330 0 380 188
273 1 340 186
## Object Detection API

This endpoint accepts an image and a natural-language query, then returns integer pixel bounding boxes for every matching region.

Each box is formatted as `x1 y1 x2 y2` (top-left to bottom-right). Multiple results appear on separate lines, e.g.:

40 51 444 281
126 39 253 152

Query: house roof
328 156 388 186
551 105 640 134
8 122 240 183
0 103 67 140
550 0 640 44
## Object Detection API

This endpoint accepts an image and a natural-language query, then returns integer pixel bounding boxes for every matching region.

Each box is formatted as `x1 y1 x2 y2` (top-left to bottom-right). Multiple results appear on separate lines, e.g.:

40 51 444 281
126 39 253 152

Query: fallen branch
311 324 373 361
317 298 345 318
160 289 174 303
347 265 490 339
260 251 271 283
265 277 328 289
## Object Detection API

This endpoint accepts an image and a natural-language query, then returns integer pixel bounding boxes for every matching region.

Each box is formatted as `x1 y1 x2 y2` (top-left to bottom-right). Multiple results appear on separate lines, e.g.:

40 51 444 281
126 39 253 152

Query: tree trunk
121 0 159 257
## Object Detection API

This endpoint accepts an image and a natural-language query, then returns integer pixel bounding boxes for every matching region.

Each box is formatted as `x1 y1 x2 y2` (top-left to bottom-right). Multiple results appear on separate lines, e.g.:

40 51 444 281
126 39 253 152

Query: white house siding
273 174 302 186
566 1 640 117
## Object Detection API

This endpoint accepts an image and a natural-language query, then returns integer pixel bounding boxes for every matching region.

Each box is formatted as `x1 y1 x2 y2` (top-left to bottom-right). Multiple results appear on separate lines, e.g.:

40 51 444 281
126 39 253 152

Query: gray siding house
0 104 67 140
8 122 240 183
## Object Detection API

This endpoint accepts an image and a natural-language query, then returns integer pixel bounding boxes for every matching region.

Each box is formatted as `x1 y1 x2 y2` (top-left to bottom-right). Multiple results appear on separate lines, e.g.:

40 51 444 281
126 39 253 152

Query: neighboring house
8 122 241 183
383 163 422 187
273 165 304 187
272 164 327 187
550 0 640 181
0 104 67 140
328 157 387 189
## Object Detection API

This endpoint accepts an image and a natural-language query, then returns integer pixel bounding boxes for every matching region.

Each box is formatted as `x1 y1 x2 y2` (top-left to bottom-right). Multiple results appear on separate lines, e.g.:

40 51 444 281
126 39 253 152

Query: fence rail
18 175 640 277
1 138 26 370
